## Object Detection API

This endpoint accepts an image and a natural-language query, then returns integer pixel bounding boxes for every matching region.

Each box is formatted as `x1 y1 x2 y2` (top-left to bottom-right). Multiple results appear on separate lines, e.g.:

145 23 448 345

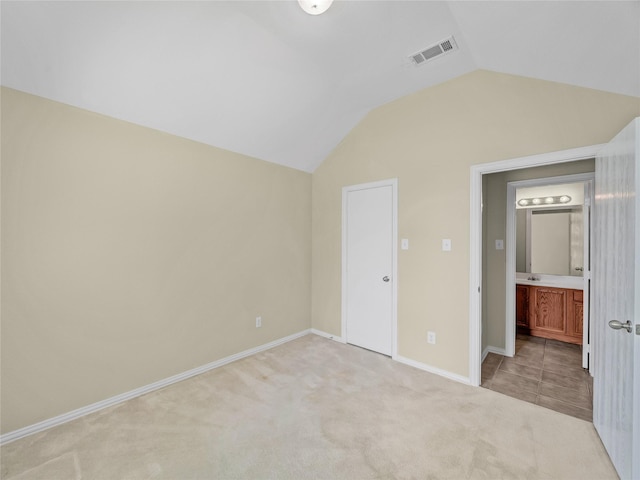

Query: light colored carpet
1 335 617 479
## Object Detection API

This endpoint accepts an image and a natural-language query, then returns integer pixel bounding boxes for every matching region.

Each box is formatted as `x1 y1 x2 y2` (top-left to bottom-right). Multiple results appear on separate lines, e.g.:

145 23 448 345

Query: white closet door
343 182 395 356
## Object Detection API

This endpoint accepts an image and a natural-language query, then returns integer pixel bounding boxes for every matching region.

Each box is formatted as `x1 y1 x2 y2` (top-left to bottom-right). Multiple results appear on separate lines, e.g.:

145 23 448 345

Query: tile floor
481 334 593 421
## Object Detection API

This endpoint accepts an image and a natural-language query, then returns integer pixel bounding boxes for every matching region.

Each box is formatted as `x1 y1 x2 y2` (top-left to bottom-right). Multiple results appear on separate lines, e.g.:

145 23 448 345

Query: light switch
495 239 504 250
442 239 451 251
401 238 409 250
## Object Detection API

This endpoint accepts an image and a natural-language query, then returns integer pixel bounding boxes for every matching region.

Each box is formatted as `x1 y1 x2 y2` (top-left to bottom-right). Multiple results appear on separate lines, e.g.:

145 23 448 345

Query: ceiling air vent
409 36 458 66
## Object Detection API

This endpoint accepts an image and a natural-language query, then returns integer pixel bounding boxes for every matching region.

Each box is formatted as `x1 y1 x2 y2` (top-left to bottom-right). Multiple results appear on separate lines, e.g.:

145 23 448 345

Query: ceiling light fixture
298 0 334 15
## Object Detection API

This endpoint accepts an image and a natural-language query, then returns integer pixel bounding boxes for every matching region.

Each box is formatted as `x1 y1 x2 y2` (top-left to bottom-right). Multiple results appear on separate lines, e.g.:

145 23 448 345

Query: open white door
593 118 639 480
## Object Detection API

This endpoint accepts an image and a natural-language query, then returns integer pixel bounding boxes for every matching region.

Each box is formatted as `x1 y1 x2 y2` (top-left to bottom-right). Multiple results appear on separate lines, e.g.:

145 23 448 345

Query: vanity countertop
516 273 584 290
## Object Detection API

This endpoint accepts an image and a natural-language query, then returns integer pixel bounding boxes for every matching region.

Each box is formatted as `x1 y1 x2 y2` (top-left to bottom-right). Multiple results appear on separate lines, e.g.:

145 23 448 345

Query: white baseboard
313 333 470 386
0 329 312 446
310 328 346 343
482 345 507 362
393 355 471 386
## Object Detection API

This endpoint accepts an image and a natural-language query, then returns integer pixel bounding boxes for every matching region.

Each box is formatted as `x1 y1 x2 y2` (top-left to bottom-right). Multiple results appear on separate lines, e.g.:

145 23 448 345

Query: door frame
505 173 594 368
341 178 398 358
468 145 605 386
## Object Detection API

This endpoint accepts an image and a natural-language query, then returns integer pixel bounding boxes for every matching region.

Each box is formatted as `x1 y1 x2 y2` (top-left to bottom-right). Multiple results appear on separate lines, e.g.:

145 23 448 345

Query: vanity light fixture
298 0 334 15
518 195 572 207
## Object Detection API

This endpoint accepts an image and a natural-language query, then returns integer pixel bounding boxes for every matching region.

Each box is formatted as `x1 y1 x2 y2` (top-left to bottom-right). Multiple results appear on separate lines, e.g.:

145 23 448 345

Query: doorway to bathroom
479 162 595 421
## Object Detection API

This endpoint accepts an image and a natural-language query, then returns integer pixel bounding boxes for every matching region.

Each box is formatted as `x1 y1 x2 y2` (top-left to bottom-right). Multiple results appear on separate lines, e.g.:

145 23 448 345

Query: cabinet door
529 286 583 344
529 286 567 336
567 289 583 339
515 285 529 328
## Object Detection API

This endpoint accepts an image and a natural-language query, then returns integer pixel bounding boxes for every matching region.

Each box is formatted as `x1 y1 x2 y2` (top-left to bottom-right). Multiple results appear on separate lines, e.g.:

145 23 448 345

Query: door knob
608 320 632 333
382 276 390 282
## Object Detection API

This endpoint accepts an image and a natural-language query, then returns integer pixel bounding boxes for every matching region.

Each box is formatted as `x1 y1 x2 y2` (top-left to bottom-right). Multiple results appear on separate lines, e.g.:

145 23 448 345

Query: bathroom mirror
516 206 584 277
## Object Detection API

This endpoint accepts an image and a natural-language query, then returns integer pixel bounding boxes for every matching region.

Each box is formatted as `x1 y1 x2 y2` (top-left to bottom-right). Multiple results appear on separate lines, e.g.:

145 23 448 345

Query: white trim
482 345 507 362
505 183 517 357
341 178 399 358
505 172 595 190
311 328 346 343
469 144 606 387
392 180 399 359
314 329 472 386
633 119 640 480
505 172 595 359
0 329 312 446
525 210 532 272
470 145 604 176
394 355 471 385
469 162 483 387
583 179 594 371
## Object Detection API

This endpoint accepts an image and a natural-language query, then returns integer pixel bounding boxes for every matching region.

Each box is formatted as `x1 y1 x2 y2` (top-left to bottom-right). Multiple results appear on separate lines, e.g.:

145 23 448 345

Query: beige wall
1 87 312 434
312 70 639 377
483 159 595 351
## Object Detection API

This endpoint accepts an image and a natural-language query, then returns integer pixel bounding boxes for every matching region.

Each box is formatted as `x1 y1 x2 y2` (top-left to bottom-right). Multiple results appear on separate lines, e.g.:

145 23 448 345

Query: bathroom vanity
516 275 583 345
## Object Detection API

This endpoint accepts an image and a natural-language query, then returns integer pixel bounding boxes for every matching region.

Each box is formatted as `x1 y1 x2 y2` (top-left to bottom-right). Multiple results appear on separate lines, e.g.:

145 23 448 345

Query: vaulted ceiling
2 1 638 172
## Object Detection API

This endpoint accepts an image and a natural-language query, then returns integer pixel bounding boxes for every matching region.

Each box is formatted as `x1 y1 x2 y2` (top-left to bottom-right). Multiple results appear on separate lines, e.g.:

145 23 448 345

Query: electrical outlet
427 331 436 344
256 316 262 328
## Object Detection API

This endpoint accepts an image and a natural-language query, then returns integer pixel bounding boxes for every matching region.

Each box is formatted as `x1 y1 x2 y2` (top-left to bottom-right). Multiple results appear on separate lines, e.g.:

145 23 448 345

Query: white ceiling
2 1 638 172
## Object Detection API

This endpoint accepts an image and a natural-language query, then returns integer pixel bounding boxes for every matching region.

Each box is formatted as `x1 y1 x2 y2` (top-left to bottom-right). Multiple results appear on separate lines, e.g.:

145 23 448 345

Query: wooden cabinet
567 289 583 339
516 285 583 345
515 285 529 329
